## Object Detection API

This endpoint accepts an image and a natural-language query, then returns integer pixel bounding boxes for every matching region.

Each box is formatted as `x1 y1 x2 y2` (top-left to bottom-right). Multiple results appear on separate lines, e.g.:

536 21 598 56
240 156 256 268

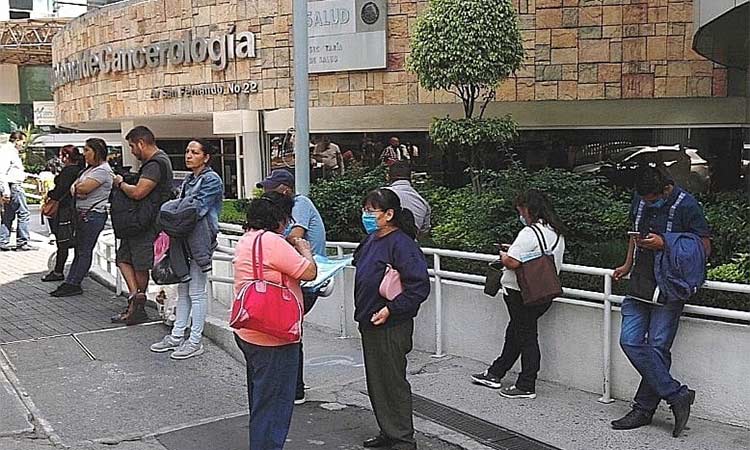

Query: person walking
0 131 35 251
258 168 327 404
150 139 224 360
41 145 85 282
354 188 430 450
610 165 710 438
111 126 173 325
233 192 317 450
51 138 113 297
471 189 566 399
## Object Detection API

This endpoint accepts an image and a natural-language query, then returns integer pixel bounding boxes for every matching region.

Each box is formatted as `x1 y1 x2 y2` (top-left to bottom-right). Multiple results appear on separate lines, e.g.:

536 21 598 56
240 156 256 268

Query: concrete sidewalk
1 240 748 450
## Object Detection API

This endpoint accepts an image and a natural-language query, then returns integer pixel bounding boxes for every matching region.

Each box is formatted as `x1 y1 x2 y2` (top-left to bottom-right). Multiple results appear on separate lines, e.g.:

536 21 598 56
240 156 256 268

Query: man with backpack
111 126 174 325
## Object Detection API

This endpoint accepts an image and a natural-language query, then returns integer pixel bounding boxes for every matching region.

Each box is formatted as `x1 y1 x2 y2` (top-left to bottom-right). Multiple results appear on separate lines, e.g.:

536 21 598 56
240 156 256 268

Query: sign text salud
307 0 387 73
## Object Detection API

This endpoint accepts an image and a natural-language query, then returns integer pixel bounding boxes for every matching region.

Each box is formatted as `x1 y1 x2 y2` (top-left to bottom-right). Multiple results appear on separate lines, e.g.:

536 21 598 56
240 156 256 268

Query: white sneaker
150 335 184 353
294 395 306 405
170 341 204 360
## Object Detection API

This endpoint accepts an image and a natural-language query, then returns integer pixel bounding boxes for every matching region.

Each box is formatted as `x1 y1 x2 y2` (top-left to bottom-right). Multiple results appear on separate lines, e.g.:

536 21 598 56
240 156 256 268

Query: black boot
111 295 134 323
671 389 695 438
125 294 149 326
611 408 653 430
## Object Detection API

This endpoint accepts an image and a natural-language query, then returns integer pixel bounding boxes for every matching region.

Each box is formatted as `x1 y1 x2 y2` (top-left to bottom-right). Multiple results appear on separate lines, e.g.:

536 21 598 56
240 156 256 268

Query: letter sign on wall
307 0 387 73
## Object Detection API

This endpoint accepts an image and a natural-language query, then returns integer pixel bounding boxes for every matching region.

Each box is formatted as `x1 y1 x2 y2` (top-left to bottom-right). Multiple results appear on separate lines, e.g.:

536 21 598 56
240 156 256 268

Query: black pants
488 289 552 393
48 217 69 274
296 290 318 397
361 319 416 450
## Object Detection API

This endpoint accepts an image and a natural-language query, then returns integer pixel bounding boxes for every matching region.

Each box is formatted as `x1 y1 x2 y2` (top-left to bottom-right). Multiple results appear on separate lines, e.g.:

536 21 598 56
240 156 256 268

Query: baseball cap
256 169 295 189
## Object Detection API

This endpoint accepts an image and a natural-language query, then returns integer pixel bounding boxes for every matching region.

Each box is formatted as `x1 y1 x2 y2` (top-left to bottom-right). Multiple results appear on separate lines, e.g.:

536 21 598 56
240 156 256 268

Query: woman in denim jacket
150 139 224 360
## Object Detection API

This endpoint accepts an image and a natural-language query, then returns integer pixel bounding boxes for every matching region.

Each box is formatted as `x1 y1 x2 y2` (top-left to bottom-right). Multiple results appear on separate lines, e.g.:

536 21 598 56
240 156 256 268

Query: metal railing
208 225 750 405
92 224 750 405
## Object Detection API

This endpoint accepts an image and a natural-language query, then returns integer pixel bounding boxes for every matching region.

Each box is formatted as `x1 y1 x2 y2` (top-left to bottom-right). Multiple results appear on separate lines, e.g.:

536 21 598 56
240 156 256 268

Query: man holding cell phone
611 164 711 438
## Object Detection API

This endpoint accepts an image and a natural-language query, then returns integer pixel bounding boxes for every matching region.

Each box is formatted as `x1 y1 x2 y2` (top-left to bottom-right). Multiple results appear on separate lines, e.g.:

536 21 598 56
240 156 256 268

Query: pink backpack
229 232 303 343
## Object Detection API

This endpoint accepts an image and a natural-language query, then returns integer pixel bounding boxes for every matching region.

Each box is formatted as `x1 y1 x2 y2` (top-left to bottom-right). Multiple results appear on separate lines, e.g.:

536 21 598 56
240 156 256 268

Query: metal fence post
336 245 349 339
599 273 614 404
432 253 446 358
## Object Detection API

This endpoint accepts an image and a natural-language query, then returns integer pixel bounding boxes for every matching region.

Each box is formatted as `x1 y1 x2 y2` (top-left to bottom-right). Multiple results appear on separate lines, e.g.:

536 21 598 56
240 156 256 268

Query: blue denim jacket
180 167 224 235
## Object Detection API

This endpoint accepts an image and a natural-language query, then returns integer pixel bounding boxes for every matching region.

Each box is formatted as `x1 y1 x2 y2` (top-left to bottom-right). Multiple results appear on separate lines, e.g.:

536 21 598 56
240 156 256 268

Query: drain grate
411 394 561 450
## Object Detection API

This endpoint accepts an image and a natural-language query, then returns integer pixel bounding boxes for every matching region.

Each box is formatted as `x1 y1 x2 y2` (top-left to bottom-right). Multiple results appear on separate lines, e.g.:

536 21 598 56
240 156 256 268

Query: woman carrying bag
231 191 317 450
50 138 113 297
42 145 84 282
353 188 430 450
150 139 224 360
471 189 566 399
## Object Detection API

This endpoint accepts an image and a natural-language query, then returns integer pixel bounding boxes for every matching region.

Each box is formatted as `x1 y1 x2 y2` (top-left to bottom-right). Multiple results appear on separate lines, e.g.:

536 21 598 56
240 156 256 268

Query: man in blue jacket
611 164 711 438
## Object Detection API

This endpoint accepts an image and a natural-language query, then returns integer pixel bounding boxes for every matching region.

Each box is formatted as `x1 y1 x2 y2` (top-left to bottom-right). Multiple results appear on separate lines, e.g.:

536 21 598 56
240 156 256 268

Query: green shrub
220 199 247 225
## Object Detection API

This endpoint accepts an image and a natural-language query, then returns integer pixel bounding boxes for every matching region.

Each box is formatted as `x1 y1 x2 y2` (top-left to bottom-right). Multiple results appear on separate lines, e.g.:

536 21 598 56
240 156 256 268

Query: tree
407 0 525 186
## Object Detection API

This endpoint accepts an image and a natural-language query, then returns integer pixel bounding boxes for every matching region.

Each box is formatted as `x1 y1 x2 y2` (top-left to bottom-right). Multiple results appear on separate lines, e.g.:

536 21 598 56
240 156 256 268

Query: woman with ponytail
470 189 566 399
352 188 429 450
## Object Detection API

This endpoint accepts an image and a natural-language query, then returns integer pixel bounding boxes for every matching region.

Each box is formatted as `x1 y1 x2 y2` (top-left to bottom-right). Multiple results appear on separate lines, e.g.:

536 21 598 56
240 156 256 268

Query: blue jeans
66 211 108 286
234 335 299 450
619 296 689 414
0 185 30 247
172 260 208 345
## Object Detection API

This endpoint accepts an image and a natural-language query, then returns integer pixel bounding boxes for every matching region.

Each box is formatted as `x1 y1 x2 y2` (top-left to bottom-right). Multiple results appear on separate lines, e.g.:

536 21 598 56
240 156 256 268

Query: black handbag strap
529 224 560 255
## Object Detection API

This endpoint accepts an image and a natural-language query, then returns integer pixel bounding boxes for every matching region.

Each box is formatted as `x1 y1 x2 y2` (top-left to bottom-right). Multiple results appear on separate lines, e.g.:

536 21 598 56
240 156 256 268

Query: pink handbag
379 264 403 301
229 232 303 343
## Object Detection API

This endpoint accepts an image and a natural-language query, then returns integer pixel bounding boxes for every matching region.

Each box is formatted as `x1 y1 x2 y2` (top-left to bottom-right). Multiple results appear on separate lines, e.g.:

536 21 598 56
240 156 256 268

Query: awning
0 18 70 65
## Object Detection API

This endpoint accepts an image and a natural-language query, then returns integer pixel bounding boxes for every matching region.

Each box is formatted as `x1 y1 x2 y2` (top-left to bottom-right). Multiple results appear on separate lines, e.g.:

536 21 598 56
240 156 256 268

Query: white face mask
519 215 529 226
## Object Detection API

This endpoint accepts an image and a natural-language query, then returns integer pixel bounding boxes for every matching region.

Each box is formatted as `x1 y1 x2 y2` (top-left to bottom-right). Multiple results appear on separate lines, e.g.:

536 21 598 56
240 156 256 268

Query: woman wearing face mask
470 189 566 399
353 188 430 450
51 138 113 297
42 145 85 282
150 139 224 359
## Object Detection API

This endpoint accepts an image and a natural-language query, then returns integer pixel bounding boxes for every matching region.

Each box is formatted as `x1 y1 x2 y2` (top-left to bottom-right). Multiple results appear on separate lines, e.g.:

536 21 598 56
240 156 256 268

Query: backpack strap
666 192 686 233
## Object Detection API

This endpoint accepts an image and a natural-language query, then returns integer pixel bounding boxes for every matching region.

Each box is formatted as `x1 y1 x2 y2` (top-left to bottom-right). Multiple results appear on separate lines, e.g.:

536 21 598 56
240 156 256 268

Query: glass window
9 11 31 19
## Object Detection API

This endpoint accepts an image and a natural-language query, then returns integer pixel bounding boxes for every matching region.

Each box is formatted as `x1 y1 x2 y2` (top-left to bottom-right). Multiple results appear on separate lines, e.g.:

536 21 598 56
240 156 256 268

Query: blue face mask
519 215 528 226
361 212 379 234
648 198 666 209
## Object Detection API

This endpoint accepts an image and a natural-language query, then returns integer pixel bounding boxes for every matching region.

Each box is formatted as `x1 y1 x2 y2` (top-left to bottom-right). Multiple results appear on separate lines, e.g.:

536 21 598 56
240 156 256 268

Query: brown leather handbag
42 198 60 218
516 225 562 306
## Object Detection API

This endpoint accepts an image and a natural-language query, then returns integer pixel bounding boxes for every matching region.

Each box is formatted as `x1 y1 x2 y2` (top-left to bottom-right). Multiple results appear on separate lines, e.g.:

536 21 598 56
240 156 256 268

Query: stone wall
52 0 727 127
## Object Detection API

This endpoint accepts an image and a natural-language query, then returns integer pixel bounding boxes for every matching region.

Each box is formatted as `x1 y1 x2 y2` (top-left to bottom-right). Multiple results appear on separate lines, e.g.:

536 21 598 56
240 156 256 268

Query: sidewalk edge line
0 347 64 447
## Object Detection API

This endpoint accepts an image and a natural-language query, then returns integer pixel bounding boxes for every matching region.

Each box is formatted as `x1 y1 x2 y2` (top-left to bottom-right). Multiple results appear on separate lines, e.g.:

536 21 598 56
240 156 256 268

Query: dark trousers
360 319 416 450
488 288 552 393
49 216 69 274
296 290 318 397
619 297 688 414
66 211 108 286
235 335 299 450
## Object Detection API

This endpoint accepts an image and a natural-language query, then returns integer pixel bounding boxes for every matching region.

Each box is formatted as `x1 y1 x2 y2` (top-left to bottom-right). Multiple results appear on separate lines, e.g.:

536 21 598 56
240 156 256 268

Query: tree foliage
407 0 524 119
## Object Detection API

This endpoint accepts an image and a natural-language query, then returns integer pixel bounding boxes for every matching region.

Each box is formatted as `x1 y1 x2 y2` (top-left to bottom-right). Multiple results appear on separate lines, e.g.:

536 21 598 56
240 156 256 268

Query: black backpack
110 158 173 239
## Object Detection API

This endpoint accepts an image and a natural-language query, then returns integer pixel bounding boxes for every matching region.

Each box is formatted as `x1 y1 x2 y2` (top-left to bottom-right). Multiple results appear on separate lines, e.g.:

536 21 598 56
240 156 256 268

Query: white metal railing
93 224 750 405
207 230 750 405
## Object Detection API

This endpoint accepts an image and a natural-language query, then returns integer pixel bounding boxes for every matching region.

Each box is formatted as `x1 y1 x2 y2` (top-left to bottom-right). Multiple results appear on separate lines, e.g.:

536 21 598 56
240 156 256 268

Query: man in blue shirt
258 169 327 404
611 165 711 438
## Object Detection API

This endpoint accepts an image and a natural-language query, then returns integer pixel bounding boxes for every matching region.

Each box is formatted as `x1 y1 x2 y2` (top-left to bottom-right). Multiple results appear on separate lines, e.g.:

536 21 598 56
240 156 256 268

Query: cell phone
627 231 642 238
494 243 511 250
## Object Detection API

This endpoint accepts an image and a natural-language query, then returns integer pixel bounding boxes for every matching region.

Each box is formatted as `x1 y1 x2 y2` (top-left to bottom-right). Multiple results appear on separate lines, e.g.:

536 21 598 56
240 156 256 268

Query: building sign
150 81 259 99
33 101 56 126
308 0 387 73
53 26 256 88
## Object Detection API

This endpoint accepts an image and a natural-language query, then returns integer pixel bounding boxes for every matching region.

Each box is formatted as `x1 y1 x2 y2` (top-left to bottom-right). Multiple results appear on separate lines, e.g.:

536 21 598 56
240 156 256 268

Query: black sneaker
499 385 537 399
42 271 65 282
15 243 37 251
471 370 502 389
0 245 13 251
50 283 83 297
611 408 653 430
671 389 695 438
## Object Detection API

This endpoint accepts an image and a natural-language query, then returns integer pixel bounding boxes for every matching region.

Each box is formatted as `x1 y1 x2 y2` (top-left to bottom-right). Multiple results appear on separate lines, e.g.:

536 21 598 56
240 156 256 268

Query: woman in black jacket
42 145 84 282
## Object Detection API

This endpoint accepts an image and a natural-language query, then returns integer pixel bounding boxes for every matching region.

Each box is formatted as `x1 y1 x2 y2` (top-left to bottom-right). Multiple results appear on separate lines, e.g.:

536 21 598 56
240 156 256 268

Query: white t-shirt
501 222 565 293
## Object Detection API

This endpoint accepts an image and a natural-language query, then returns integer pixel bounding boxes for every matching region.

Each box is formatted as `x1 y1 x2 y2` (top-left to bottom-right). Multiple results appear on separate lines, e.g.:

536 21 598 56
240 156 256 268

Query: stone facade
52 0 727 126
